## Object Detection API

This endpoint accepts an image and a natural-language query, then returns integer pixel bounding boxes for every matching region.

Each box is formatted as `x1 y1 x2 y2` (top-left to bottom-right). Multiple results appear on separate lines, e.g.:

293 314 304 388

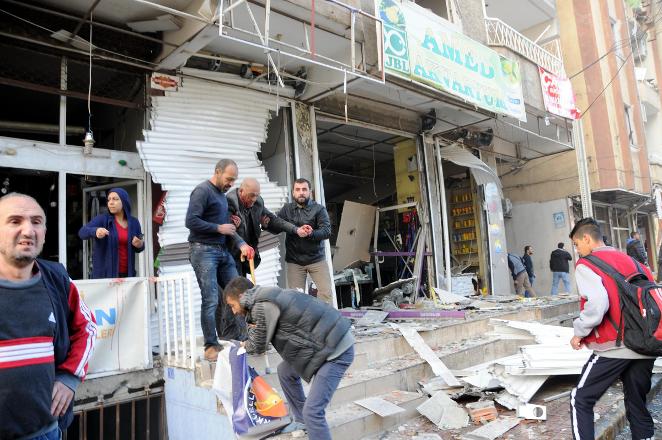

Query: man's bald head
0 193 45 219
238 178 261 208
0 193 46 274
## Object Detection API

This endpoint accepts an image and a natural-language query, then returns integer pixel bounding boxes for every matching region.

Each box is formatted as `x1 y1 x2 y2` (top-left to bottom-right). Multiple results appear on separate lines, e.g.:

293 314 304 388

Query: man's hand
260 215 270 228
240 243 255 260
96 228 109 239
231 215 241 227
296 226 310 238
51 381 74 417
218 223 237 235
570 335 583 350
131 236 144 248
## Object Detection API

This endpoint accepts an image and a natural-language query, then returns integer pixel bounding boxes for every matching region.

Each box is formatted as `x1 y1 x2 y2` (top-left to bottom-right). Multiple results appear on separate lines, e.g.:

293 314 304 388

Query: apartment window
624 104 637 147
610 17 624 60
415 0 450 20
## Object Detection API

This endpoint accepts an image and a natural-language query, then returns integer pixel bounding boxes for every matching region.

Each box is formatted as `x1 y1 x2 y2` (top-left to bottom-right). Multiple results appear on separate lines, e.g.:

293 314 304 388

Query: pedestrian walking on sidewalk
508 252 536 297
626 231 648 265
186 159 251 361
549 242 573 295
522 245 535 297
569 218 655 440
224 277 354 440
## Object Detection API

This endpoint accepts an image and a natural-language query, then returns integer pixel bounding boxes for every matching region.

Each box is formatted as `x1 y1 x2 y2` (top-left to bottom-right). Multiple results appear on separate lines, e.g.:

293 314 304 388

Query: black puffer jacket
226 189 297 268
277 199 331 266
244 286 351 382
626 239 648 265
549 248 572 273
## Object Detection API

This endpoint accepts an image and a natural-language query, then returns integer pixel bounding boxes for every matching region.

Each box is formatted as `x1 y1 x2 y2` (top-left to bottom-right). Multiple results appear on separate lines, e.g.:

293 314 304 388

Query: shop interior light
83 12 95 156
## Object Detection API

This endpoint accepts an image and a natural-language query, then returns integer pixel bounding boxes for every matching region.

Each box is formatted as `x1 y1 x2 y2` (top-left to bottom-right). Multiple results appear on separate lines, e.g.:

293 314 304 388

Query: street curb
595 373 662 440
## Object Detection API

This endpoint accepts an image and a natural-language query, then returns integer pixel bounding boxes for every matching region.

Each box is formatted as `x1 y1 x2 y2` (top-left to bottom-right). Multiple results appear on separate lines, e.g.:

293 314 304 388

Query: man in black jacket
277 178 333 303
522 245 535 297
549 242 573 295
626 231 648 265
224 277 354 439
226 178 303 276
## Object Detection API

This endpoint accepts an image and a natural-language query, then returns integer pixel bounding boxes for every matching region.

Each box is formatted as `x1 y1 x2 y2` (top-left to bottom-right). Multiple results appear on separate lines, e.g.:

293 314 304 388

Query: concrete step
271 390 427 440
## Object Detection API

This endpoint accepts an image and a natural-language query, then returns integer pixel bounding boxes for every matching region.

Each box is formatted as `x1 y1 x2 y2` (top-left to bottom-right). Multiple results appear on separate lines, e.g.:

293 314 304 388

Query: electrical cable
580 49 633 118
88 11 93 135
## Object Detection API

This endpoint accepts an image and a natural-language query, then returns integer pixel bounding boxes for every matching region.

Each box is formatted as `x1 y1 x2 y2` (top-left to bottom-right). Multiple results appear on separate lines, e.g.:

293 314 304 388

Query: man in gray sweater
224 277 354 439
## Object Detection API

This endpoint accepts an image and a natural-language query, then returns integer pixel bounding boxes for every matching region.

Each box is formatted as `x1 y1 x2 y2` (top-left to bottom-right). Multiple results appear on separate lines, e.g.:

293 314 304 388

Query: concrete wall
504 198 577 296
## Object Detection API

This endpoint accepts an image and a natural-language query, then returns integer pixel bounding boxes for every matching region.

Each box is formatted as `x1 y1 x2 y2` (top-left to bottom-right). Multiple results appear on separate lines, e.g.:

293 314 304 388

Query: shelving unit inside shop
449 179 480 270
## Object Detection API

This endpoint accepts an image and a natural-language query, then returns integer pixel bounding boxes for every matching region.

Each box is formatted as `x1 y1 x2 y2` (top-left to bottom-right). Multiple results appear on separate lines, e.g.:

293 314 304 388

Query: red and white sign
151 74 180 91
539 67 580 119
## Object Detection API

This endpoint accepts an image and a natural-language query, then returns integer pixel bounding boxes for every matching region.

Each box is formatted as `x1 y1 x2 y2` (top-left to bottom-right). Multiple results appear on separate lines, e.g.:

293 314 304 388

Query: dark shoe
280 421 306 433
204 345 221 361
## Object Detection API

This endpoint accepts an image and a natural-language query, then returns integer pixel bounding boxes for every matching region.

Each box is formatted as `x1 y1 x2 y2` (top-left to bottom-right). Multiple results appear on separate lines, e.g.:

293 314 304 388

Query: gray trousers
286 261 333 303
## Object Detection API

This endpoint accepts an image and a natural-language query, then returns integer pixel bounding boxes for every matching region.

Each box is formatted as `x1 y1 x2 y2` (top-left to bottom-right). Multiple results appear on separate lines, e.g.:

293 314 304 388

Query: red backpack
583 254 662 356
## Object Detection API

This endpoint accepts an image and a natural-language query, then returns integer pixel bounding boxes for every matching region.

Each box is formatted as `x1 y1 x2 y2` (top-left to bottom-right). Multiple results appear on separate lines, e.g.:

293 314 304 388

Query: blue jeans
551 271 571 295
277 346 354 440
189 243 238 347
34 426 61 440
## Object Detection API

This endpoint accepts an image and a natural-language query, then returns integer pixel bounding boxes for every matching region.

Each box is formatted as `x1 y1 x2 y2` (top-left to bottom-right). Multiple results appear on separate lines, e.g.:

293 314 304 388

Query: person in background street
186 159 251 361
224 277 354 440
218 177 300 339
569 218 655 440
0 193 97 439
277 178 333 303
508 252 536 297
626 231 648 265
549 242 573 295
522 245 535 297
78 188 144 278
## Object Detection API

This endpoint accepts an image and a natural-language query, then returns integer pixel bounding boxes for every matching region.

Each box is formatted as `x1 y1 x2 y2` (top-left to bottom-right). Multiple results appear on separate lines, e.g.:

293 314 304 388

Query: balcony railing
485 17 564 76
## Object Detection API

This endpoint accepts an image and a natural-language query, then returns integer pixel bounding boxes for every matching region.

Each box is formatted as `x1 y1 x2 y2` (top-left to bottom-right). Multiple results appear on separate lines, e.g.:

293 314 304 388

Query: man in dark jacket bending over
224 277 354 439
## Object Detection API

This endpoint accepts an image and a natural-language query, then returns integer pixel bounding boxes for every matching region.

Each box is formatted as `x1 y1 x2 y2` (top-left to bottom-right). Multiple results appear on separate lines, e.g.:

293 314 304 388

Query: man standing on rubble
223 276 354 439
569 218 655 440
0 193 97 439
549 242 573 295
277 178 333 303
186 159 253 361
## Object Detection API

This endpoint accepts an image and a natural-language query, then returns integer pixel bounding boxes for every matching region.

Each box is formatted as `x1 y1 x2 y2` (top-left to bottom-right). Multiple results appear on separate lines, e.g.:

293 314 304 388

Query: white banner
73 278 152 378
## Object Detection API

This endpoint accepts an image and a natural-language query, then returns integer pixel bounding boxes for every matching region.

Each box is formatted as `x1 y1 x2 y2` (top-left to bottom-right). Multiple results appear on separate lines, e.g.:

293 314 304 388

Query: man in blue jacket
0 193 97 439
186 159 253 361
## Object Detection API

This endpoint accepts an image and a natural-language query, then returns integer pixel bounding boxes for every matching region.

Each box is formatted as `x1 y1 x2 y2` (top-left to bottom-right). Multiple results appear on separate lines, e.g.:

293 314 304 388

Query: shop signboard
74 277 151 378
539 67 580 119
377 0 526 121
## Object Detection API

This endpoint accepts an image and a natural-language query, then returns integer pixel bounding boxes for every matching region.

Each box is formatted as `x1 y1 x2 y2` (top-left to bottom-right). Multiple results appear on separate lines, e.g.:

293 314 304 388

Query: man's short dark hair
524 245 531 253
630 231 639 238
557 242 564 249
215 159 237 173
293 178 311 189
569 217 602 241
224 277 254 302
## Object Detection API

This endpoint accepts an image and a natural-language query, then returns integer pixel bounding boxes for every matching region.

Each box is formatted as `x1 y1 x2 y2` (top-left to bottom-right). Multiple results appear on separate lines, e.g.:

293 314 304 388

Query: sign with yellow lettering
74 278 151 378
377 0 526 121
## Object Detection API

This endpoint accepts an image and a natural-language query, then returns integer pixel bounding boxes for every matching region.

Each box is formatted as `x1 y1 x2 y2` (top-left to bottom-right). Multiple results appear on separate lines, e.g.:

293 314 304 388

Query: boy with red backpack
569 218 656 440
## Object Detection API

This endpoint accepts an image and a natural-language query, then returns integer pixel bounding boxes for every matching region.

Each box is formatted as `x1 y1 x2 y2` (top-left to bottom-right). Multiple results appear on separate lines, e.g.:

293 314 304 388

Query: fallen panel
417 391 469 429
355 310 389 326
491 364 548 402
333 201 377 271
433 287 472 305
494 391 519 410
461 416 520 440
395 324 461 387
354 397 406 417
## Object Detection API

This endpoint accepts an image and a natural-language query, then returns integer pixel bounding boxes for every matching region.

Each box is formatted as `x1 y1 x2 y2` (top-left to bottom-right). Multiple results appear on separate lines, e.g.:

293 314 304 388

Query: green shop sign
377 0 526 121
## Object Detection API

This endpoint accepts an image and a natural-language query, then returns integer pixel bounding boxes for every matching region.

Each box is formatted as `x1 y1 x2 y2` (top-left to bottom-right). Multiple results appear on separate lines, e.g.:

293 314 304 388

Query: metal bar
371 251 433 257
187 273 196 369
71 0 103 40
169 279 178 364
434 138 453 292
115 404 120 440
378 202 418 213
221 0 247 15
99 406 104 440
59 56 67 146
164 280 171 365
373 206 382 287
0 75 144 109
58 172 67 267
0 31 154 70
241 1 284 88
131 0 210 23
131 400 136 440
350 10 355 71
382 229 415 277
340 309 466 319
83 410 88 440
264 0 270 50
146 394 151 439
178 277 186 366
79 413 84 440
157 281 165 360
